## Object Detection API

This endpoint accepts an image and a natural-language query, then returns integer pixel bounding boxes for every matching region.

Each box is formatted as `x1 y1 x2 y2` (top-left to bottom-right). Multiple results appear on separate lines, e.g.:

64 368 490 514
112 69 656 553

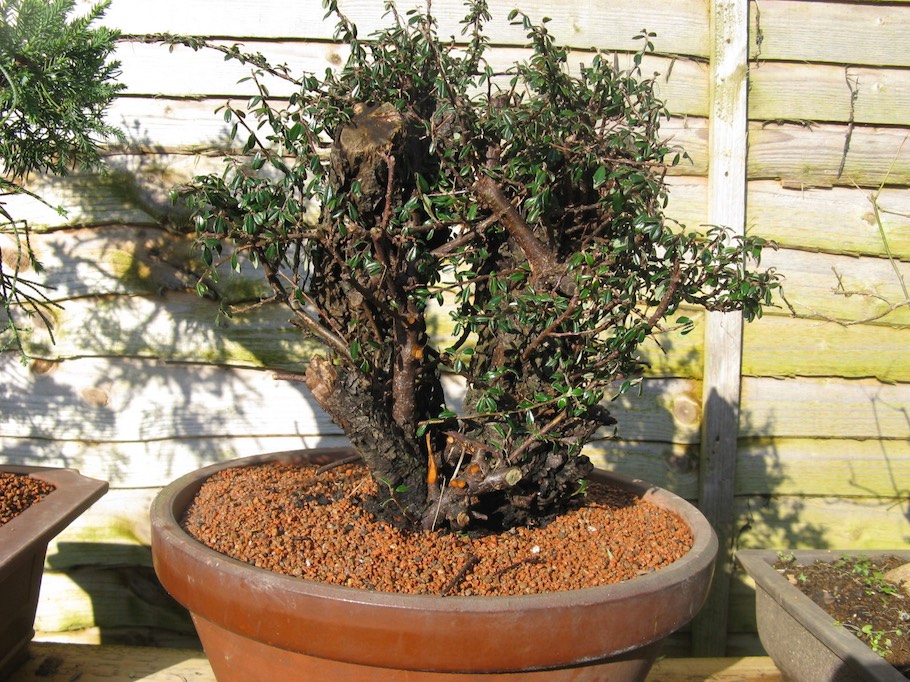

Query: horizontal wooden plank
8 355 908 470
34 566 196 637
741 376 910 440
93 0 710 56
0 355 332 442
637 177 907 262
18 172 910 269
0 172 158 229
586 440 699 500
11 643 211 680
11 173 909 271
121 39 909 128
15 292 322 367
600 435 910 500
750 63 910 127
749 1 910 68
115 38 349 99
0 155 228 231
745 181 910 260
0 433 352 489
743 315 910 382
736 437 910 498
0 351 702 450
761 247 910 327
14 223 710 374
20 226 199 298
648 656 781 681
747 122 910 188
101 97 715 160
16 291 705 378
734 495 910 550
0 435 350 489
118 41 710 116
34 628 201 647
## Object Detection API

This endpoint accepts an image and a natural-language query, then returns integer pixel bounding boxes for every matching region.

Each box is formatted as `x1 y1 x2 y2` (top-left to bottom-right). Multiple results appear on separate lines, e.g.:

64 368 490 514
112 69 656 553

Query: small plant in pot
150 1 780 678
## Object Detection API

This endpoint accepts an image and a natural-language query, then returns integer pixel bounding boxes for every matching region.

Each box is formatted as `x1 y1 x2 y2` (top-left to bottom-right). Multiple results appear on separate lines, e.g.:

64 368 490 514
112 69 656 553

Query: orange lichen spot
449 479 467 489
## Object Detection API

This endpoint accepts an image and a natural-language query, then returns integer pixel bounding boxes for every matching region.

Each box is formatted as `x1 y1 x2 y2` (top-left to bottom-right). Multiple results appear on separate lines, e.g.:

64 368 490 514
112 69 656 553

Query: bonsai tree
0 0 123 353
165 0 779 532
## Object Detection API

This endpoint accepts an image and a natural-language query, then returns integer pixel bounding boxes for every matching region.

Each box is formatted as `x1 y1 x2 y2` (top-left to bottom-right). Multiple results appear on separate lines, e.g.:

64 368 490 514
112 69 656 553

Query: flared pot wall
0 466 108 678
738 549 910 682
151 447 718 681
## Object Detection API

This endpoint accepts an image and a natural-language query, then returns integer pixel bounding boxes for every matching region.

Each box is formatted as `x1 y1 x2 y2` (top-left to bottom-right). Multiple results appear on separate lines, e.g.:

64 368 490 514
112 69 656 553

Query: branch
473 174 554 276
645 260 683 329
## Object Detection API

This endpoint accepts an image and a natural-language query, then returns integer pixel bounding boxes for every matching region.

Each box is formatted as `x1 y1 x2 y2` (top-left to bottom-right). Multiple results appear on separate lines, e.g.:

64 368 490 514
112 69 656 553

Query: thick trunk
305 103 447 524
305 356 427 524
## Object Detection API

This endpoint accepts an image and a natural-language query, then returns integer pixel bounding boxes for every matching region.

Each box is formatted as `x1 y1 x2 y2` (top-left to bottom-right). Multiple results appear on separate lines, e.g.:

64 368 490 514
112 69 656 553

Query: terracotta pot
0 465 108 678
738 549 910 682
151 447 718 681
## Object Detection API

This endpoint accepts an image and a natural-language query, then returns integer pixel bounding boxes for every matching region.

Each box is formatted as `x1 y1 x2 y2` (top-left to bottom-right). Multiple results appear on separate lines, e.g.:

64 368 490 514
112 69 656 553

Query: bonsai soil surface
181 461 693 597
776 555 910 677
0 471 55 526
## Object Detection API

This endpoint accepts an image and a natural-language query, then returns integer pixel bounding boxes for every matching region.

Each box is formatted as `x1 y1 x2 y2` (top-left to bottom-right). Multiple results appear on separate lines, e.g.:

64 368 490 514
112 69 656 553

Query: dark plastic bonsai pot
738 549 910 682
0 465 108 678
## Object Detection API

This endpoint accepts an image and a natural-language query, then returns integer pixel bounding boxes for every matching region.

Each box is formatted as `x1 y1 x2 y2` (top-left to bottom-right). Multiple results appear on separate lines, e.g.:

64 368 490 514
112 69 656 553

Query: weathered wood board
750 63 910 127
7 643 783 681
740 376 910 441
743 316 910 382
736 438 910 499
760 248 910 327
749 0 910 68
117 41 711 116
103 98 910 187
88 0 712 56
734 495 910 551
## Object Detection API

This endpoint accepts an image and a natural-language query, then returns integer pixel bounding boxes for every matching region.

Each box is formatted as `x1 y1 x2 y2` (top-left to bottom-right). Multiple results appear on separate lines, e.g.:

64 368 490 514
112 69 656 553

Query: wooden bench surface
10 642 781 681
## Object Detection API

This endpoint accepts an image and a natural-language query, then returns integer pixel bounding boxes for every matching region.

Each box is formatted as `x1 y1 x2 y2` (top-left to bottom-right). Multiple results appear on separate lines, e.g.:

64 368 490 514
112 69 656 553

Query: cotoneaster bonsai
148 1 781 678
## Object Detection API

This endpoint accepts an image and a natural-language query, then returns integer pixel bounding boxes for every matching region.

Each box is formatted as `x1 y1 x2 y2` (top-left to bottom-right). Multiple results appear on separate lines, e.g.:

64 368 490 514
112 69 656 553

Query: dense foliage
167 0 780 532
0 0 123 352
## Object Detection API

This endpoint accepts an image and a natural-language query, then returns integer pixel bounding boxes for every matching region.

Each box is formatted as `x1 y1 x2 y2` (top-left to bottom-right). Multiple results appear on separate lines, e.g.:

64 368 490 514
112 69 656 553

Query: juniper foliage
0 0 123 354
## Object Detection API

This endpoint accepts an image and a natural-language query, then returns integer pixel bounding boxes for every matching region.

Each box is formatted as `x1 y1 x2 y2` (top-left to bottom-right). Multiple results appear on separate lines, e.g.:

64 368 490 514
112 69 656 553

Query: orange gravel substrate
0 472 56 526
181 462 693 597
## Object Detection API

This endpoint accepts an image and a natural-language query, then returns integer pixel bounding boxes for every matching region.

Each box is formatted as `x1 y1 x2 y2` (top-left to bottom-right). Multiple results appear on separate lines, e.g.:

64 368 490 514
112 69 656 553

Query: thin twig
315 454 363 475
837 68 859 180
440 554 480 597
491 554 542 579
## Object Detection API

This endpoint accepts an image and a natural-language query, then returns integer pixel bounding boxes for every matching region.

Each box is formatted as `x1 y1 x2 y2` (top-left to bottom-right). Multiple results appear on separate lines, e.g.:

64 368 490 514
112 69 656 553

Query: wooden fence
2 0 908 655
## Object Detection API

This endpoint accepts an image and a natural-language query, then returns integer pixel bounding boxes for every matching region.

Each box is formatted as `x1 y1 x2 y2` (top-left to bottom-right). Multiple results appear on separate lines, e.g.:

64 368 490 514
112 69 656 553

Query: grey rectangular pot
737 549 910 682
0 465 108 678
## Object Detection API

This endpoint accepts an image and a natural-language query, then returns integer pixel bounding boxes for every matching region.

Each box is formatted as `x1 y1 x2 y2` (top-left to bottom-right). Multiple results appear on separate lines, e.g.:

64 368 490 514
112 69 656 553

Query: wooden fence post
690 0 750 657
